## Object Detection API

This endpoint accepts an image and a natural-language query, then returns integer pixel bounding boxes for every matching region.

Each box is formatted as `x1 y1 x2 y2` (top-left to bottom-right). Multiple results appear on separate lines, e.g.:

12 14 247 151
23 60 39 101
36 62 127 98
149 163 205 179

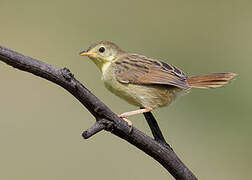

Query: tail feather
187 72 237 88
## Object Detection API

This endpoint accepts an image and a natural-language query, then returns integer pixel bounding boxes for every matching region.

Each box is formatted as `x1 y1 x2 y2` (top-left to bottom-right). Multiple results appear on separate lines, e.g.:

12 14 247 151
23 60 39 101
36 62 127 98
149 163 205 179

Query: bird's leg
119 108 151 118
118 108 151 126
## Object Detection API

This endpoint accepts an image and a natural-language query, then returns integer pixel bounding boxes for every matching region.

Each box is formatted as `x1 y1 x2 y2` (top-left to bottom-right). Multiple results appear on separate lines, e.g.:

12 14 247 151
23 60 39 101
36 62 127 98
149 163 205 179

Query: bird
80 41 236 126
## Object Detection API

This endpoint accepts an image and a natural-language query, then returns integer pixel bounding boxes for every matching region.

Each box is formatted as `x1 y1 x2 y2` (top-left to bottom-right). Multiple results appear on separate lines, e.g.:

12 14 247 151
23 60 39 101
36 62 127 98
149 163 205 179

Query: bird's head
80 41 125 72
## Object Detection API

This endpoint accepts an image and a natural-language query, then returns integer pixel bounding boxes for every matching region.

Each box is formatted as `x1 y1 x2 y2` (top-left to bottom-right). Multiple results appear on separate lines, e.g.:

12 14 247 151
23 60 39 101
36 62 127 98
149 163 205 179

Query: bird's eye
99 47 105 53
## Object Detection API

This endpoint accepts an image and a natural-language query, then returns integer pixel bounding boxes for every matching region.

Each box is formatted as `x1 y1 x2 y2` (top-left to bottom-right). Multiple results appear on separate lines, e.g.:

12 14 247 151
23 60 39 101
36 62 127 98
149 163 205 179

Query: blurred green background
0 0 251 179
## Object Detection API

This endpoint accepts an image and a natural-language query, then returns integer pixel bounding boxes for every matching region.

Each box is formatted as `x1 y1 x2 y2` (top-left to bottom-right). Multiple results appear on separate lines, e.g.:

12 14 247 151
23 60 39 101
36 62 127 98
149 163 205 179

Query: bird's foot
120 117 132 126
118 115 133 133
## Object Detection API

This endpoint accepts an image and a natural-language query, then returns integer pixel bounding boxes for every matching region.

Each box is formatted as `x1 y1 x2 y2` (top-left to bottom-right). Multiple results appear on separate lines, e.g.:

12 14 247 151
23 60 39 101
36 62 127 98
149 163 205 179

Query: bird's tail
187 72 237 89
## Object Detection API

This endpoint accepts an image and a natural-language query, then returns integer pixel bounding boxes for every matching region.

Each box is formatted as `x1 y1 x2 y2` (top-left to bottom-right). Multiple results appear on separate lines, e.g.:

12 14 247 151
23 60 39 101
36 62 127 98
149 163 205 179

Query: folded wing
115 54 189 89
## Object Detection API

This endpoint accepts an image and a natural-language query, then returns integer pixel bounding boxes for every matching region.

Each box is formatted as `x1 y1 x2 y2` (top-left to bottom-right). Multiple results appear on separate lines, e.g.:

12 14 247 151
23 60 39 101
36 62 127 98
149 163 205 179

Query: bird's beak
79 50 97 57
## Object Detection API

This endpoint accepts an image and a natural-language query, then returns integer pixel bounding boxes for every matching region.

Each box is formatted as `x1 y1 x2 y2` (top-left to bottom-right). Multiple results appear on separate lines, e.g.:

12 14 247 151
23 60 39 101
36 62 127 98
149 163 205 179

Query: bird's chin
89 57 103 70
89 56 101 62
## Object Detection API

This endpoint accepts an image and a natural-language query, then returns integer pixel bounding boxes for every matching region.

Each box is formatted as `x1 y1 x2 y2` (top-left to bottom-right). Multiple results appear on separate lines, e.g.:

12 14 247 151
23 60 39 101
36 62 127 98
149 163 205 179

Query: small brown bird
80 41 236 125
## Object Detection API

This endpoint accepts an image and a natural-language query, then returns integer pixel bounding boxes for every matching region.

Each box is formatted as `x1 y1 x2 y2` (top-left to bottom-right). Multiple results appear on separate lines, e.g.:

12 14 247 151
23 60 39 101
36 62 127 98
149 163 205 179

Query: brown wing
115 54 189 89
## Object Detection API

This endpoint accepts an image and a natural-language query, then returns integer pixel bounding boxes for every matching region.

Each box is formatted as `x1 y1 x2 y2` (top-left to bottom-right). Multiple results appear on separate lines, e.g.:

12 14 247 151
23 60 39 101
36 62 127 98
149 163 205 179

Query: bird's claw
118 116 133 133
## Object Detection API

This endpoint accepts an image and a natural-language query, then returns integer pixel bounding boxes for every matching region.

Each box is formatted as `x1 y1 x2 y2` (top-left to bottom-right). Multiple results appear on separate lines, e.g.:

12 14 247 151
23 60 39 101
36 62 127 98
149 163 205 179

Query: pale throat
101 61 112 74
90 57 112 74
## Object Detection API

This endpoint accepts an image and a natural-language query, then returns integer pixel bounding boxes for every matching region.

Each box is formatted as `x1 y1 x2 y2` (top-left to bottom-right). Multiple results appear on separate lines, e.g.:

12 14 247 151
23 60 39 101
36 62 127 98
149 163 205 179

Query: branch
0 46 197 180
143 111 172 148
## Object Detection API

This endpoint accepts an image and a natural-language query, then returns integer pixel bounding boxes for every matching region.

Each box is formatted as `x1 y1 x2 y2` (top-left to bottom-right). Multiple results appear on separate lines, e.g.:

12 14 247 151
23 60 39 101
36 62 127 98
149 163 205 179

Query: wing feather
115 54 189 89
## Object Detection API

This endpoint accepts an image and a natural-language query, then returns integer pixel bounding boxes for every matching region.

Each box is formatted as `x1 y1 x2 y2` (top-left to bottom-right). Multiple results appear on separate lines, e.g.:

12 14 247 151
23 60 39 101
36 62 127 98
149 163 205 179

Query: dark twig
143 111 172 149
82 122 106 139
82 118 114 139
0 46 197 180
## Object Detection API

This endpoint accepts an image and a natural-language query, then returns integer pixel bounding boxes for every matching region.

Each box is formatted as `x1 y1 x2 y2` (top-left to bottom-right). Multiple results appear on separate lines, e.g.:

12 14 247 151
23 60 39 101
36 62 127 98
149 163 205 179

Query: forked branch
0 46 197 180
